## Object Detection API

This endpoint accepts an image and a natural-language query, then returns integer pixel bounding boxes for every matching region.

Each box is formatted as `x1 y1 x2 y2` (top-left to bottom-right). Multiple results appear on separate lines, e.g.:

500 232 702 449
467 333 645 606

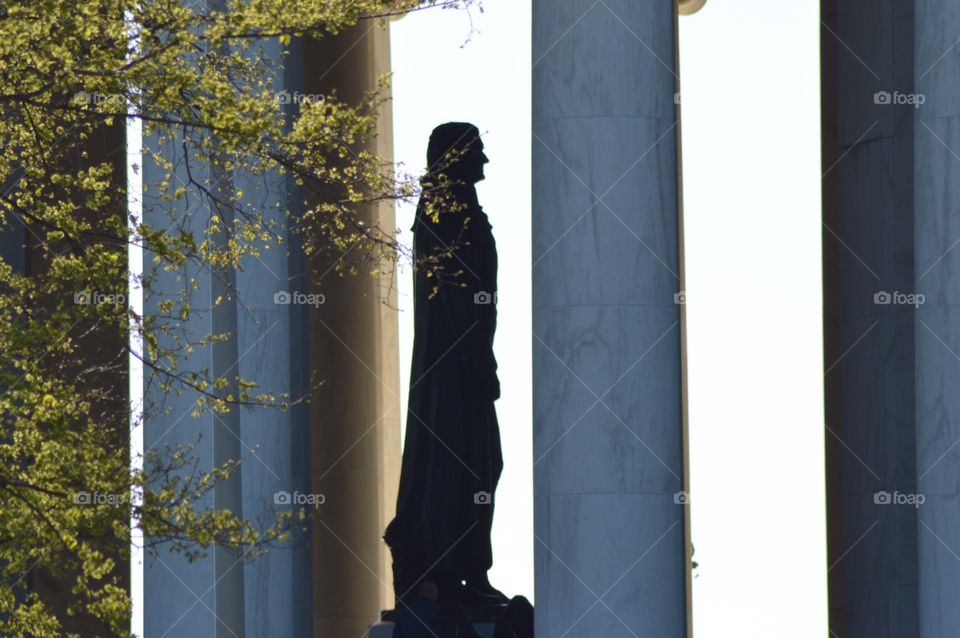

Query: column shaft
915 2 960 635
302 24 401 636
532 2 687 634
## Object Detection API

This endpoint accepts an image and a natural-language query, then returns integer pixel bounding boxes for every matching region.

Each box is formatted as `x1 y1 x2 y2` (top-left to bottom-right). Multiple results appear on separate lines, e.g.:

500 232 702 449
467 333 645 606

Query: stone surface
823 1 960 636
142 20 400 638
532 1 686 636
302 25 401 636
914 2 960 637
822 2 919 636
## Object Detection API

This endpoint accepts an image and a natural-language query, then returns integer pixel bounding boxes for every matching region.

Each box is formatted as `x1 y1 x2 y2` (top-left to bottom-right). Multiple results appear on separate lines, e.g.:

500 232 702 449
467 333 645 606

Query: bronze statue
384 122 506 610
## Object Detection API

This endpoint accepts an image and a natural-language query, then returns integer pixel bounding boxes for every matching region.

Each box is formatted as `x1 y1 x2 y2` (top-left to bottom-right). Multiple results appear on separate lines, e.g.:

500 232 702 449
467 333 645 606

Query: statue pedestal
368 621 495 637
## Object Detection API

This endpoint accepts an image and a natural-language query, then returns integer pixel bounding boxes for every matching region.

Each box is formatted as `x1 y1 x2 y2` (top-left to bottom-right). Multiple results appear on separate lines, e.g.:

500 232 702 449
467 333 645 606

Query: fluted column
142 18 399 638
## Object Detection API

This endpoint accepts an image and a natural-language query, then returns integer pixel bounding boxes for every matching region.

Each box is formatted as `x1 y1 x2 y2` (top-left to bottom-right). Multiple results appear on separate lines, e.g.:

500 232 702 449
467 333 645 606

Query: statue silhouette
384 122 506 611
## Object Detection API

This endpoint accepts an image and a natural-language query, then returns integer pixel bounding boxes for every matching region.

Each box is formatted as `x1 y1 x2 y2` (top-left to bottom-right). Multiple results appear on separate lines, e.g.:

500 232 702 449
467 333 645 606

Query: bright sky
678 2 827 636
392 2 827 637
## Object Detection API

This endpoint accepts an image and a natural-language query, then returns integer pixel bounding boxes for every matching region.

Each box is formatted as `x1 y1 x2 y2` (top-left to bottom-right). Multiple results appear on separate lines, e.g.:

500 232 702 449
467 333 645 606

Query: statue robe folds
385 184 502 595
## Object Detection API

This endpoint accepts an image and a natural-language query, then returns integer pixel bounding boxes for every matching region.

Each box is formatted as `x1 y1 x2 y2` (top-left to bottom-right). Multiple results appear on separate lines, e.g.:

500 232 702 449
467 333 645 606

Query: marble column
142 24 309 635
300 25 401 637
822 1 960 636
532 2 687 636
914 2 960 636
142 18 399 638
142 121 255 638
821 2 917 636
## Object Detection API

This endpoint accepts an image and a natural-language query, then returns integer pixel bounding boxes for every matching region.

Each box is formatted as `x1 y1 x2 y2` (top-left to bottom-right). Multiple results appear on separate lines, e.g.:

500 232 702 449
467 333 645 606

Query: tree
0 0 476 635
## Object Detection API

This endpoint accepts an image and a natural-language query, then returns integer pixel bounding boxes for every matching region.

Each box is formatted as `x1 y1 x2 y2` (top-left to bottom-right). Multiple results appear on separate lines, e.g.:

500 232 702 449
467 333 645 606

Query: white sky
678 2 827 636
392 2 828 637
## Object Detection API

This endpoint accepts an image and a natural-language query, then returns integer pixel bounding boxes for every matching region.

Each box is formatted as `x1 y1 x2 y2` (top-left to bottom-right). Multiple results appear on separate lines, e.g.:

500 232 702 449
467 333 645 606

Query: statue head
426 122 488 185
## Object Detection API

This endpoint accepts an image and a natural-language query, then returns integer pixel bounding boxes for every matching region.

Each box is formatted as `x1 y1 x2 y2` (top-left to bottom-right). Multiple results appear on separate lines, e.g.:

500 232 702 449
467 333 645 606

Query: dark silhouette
384 122 506 611
492 596 534 638
390 579 533 638
390 579 480 638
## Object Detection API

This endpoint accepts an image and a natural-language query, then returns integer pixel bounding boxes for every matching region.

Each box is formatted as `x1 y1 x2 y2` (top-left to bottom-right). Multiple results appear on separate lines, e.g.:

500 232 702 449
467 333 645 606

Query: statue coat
385 184 502 592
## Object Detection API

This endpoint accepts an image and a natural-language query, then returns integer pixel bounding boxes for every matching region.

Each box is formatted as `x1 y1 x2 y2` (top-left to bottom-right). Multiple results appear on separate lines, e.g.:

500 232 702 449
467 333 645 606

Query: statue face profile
426 121 489 185
458 138 488 184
